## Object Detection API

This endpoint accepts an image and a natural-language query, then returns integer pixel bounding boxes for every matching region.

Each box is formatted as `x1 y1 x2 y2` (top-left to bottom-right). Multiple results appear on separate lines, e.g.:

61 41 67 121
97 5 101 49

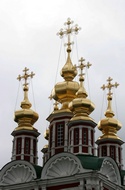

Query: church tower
68 58 96 155
42 18 96 164
42 19 80 163
11 67 40 164
96 77 124 169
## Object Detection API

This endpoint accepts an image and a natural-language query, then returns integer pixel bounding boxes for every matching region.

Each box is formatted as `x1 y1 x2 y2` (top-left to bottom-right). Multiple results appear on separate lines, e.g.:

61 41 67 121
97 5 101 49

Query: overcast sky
0 0 125 169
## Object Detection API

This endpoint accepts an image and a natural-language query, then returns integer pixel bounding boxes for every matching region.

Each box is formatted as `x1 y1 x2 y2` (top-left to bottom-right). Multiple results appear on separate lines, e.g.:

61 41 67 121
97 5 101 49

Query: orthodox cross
57 18 81 52
101 77 119 97
77 57 92 80
17 67 35 87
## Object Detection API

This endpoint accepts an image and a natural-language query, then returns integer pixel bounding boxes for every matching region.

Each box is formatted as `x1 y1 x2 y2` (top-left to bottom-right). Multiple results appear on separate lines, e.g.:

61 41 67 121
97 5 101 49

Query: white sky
0 0 125 169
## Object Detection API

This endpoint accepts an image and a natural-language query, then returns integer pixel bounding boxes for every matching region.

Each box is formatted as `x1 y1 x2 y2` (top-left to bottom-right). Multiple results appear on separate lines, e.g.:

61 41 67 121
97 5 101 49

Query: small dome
14 67 39 132
97 77 122 141
69 59 95 122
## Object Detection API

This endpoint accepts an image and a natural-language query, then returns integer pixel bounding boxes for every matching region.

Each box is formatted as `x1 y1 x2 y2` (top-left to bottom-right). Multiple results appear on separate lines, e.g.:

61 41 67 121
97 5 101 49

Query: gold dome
14 67 39 131
98 118 122 140
14 108 39 131
60 51 77 81
97 77 122 140
51 18 81 110
69 58 95 122
52 80 79 110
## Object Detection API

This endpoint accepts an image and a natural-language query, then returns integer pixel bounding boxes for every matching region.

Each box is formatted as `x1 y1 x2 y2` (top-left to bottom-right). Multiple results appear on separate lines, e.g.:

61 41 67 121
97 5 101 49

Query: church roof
32 164 43 179
76 154 104 170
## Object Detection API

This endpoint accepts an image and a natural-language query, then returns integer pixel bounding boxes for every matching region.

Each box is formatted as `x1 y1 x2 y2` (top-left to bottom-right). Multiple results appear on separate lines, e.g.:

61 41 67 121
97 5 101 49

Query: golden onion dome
14 67 39 131
97 77 122 140
69 59 95 121
97 118 122 140
51 79 79 110
60 48 77 81
51 18 81 110
51 47 79 109
97 96 122 140
69 97 95 121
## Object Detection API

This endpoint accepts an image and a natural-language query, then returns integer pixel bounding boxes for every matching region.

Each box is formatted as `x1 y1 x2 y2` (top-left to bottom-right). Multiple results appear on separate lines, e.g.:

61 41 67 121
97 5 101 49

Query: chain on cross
57 18 81 52
101 77 119 96
17 67 35 87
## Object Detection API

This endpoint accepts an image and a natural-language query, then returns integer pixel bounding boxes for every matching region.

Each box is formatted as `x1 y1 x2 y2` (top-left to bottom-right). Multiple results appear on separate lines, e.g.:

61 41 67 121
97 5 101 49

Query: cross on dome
57 18 81 38
78 57 92 70
17 67 35 109
57 18 81 52
77 57 92 80
101 77 119 118
17 67 35 87
101 77 119 97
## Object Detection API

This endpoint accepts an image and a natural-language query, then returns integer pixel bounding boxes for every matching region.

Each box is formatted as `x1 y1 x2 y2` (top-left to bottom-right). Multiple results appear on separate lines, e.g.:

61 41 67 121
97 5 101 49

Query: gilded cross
17 67 35 87
101 77 119 96
77 57 92 78
57 18 81 52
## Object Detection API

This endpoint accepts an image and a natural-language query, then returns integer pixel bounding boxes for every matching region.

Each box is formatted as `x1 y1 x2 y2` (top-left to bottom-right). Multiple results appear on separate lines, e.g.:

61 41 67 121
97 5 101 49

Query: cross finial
77 57 92 81
17 67 35 87
101 77 119 97
101 77 119 118
57 18 81 52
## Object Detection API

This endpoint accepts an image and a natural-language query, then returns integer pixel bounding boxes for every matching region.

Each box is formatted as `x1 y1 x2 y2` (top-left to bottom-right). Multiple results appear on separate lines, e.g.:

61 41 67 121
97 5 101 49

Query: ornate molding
46 156 80 178
99 158 121 185
42 152 84 179
0 161 37 185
